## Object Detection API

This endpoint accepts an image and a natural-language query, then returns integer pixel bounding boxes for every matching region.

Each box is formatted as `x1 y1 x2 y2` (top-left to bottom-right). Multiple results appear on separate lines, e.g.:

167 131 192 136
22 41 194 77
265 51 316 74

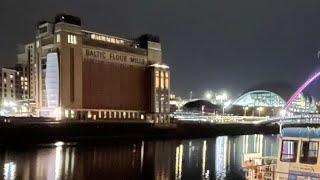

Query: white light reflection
4 162 16 180
140 141 144 172
175 144 183 179
202 140 209 179
55 145 62 180
215 136 228 179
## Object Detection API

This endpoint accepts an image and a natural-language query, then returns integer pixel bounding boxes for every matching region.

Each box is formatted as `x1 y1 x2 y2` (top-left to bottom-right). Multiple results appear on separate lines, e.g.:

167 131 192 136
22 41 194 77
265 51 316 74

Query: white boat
243 127 320 179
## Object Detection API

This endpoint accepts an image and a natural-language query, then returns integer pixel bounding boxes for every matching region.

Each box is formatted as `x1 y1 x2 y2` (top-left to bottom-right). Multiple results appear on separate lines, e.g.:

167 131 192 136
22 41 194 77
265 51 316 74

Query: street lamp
205 91 212 100
243 106 249 116
257 107 263 117
223 101 231 115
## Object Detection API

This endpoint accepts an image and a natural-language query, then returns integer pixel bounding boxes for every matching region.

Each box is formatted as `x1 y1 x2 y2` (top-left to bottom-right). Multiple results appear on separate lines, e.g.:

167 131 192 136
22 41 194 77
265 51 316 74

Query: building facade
34 14 170 122
0 68 17 103
17 42 37 102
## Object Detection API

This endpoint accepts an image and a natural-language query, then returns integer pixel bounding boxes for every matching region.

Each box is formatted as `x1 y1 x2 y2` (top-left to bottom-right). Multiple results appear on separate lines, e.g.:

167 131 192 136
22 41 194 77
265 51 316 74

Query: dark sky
1 0 320 99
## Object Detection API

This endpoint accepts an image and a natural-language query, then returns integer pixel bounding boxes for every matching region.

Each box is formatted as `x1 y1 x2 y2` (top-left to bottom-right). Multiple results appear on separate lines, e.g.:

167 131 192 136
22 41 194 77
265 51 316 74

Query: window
300 141 318 164
160 71 165 89
64 110 69 118
281 140 298 162
36 40 40 48
70 110 75 118
165 72 169 89
56 34 61 43
165 78 169 89
67 34 77 44
155 70 159 88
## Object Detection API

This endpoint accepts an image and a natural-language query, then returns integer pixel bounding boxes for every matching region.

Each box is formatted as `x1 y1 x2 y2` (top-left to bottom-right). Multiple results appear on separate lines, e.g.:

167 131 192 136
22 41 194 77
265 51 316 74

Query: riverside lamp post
243 106 249 116
222 101 231 115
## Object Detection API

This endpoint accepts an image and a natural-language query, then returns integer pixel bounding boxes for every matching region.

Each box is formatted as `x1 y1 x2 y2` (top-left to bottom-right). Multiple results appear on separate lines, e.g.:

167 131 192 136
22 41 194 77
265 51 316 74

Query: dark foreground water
0 134 279 180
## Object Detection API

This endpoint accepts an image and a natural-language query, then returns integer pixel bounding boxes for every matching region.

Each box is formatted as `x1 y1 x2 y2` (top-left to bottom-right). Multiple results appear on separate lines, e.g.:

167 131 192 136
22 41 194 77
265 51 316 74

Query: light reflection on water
0 134 279 180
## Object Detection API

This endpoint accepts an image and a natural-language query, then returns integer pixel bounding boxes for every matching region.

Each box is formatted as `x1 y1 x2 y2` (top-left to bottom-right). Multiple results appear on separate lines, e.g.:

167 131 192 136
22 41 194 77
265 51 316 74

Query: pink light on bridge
284 71 320 110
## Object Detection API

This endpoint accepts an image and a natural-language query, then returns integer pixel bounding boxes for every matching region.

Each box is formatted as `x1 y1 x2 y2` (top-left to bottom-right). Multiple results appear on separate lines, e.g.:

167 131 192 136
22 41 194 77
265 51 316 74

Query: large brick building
34 14 170 123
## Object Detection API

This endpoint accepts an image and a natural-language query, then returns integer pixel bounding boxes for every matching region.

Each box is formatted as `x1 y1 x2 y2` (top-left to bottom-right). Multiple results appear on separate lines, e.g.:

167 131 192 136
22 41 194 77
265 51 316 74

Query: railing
269 114 320 125
244 164 277 180
244 167 320 180
173 112 267 124
174 112 320 125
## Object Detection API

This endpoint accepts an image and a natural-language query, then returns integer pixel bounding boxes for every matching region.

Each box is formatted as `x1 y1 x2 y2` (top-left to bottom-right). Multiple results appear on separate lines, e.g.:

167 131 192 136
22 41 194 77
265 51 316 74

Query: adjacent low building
34 14 170 123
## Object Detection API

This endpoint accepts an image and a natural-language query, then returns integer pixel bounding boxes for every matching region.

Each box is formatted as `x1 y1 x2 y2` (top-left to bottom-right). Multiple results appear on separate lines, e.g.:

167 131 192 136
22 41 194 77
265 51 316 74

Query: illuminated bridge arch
284 71 320 110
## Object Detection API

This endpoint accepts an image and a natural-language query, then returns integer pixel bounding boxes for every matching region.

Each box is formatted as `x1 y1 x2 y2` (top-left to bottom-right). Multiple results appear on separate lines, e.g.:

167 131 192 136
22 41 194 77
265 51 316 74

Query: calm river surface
0 134 279 180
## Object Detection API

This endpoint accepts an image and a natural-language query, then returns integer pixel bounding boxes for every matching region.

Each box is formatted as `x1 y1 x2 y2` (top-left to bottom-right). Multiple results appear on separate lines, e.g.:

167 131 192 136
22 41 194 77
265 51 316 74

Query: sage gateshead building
34 14 170 123
232 83 317 113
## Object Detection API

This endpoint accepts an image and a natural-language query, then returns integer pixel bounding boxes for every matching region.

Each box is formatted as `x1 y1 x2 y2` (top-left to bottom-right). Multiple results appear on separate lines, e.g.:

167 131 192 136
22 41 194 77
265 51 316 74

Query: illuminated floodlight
54 141 64 147
257 107 264 116
221 92 228 100
53 107 62 120
8 101 16 107
205 91 212 100
257 107 263 111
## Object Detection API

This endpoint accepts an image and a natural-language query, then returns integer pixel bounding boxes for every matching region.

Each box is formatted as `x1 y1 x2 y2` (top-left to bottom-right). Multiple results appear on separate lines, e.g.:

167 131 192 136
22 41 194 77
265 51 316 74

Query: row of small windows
3 79 14 84
2 73 14 79
3 94 14 98
90 33 125 45
3 89 14 93
64 110 145 120
281 140 319 164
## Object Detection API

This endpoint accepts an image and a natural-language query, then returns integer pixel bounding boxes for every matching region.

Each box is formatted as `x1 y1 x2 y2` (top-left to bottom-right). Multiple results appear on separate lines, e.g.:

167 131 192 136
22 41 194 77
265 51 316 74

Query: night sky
1 0 320 99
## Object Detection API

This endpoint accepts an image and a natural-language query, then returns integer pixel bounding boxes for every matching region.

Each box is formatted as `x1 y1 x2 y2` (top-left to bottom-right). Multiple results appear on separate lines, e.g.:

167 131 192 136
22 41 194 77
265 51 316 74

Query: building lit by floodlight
33 14 170 123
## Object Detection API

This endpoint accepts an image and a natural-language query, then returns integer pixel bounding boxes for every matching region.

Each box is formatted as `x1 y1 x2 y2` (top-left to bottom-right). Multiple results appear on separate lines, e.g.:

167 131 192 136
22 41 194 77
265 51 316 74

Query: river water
0 134 279 180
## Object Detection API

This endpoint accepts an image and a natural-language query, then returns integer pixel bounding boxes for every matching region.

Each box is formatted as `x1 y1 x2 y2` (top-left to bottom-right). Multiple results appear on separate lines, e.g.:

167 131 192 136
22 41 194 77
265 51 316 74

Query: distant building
33 14 170 122
232 82 317 114
0 68 17 103
0 66 34 115
16 42 37 101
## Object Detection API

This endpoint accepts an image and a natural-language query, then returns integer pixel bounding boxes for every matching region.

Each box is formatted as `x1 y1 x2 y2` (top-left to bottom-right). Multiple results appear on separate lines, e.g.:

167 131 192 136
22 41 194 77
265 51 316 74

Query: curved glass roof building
233 82 317 113
233 90 285 107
